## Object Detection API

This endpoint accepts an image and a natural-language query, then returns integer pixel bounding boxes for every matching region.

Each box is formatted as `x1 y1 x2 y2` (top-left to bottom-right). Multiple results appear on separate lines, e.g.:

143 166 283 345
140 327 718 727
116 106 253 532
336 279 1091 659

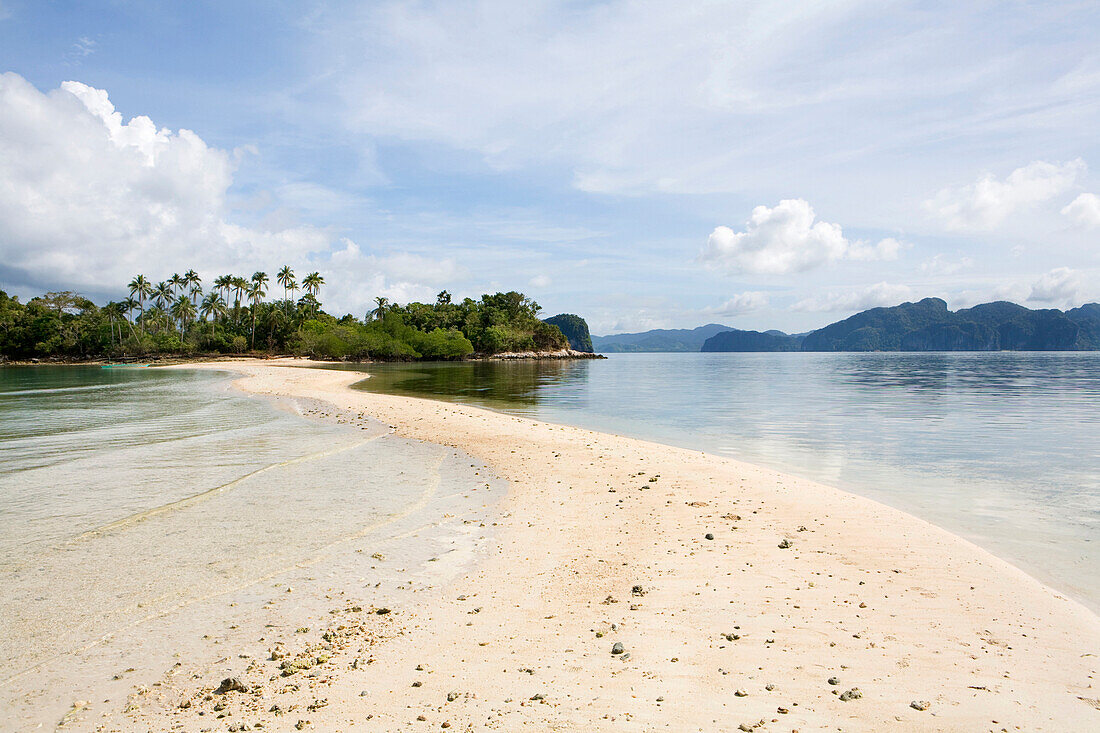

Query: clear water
338 352 1100 612
0 366 503 726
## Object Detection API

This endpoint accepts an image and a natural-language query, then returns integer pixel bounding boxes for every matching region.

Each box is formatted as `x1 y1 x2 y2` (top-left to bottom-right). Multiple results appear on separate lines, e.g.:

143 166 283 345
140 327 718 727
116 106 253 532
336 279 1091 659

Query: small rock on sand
704 533 715 540
778 539 792 549
839 688 862 702
215 677 248 694
910 700 931 711
611 642 625 655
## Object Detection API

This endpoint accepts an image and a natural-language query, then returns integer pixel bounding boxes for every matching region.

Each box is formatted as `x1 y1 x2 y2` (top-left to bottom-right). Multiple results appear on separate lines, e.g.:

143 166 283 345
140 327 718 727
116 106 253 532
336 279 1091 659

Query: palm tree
122 296 139 337
200 292 226 338
231 276 248 322
169 273 184 297
154 281 173 332
127 275 153 334
302 272 324 299
247 280 266 349
184 269 202 306
372 296 390 321
213 275 232 303
276 266 295 314
171 295 196 338
103 302 124 347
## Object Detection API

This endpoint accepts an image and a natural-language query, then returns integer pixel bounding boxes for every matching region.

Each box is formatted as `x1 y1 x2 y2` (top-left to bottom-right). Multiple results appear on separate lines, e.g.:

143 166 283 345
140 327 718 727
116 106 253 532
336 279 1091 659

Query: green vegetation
0 271 570 362
542 313 593 352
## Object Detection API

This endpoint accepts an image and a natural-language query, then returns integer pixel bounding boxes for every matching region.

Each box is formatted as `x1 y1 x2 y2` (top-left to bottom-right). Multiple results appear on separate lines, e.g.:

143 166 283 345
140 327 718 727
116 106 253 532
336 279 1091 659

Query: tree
302 272 324 298
277 265 296 316
248 280 266 349
372 296 390 321
128 275 153 334
184 269 202 306
171 295 196 338
200 292 226 337
154 281 173 331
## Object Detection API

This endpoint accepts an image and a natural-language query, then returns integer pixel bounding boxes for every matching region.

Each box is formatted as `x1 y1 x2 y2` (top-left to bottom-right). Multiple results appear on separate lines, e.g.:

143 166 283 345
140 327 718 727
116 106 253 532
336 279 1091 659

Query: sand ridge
119 360 1100 732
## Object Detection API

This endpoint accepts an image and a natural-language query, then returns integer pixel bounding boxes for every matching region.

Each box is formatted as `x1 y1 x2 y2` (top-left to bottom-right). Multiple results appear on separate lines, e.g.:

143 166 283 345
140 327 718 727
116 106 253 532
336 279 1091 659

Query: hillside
592 324 732 352
700 298 1100 352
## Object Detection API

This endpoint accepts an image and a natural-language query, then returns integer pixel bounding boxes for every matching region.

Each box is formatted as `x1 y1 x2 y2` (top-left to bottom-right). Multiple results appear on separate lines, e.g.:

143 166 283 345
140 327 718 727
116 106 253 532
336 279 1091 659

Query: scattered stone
375 608 391 615
734 689 748 697
656 696 664 702
611 642 625 655
764 684 775 691
215 677 248 694
910 700 931 711
704 533 715 540
447 691 460 702
412 681 422 687
839 688 862 702
778 539 792 549
827 677 840 685
530 693 545 701
631 585 645 596
777 707 789 714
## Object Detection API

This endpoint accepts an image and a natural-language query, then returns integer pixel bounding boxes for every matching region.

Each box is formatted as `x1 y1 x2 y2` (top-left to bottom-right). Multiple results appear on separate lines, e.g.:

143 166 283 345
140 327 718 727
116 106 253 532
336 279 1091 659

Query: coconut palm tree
247 281 266 349
371 296 390 321
127 275 153 334
169 273 184 297
276 266 295 315
103 302 124 347
184 269 202 306
200 292 226 338
154 281 173 332
230 276 248 322
213 275 232 303
171 295 196 338
302 272 324 299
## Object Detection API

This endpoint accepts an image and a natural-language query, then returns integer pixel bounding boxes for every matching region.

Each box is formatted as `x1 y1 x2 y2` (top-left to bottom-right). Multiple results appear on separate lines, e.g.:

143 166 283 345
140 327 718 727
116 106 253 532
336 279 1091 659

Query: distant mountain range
591 324 733 352
596 299 1100 352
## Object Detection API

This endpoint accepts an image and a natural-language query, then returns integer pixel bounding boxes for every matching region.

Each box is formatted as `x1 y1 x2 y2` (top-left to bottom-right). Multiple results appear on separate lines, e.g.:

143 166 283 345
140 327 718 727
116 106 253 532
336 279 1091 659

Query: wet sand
76 361 1100 730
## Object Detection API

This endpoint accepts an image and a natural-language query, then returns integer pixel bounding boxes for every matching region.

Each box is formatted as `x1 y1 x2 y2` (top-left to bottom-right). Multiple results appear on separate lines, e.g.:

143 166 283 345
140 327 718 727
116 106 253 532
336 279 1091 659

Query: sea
0 365 502 726
337 351 1100 613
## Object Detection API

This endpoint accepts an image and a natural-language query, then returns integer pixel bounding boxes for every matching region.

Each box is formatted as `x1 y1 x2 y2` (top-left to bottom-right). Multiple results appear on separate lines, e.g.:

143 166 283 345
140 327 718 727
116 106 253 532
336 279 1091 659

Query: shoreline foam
85 359 1097 731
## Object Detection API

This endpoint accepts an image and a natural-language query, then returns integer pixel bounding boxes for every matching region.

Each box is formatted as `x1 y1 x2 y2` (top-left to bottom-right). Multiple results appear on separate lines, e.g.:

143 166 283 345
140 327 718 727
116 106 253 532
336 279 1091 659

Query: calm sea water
0 365 501 724
340 352 1100 612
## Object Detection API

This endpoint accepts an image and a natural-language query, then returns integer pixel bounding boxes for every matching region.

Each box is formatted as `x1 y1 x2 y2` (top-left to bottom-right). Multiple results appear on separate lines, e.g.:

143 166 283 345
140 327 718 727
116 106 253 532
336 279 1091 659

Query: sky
0 0 1098 335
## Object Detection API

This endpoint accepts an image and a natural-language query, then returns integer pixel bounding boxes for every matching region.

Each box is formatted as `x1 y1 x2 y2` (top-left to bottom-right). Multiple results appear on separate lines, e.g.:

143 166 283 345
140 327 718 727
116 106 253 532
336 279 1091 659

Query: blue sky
1 0 1098 334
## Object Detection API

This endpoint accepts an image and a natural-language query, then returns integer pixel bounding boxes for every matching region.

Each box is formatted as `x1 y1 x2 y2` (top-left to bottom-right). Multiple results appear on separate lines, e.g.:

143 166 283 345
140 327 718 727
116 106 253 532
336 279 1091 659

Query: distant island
0 270 594 362
592 324 734 352
602 298 1100 352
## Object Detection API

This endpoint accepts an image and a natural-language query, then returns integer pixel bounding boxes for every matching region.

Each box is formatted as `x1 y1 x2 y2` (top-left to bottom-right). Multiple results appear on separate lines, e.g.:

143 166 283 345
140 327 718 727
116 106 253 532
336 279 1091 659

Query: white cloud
1028 267 1080 305
325 239 467 315
920 254 974 276
529 274 552 289
791 282 913 313
699 292 769 316
313 2 1100 203
700 199 901 275
0 73 332 295
1061 193 1100 228
847 236 907 261
926 159 1085 230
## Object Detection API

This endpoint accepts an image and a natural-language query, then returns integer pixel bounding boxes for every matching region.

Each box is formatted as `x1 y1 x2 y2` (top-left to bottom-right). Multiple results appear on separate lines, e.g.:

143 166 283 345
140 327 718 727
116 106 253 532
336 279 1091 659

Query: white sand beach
84 360 1100 731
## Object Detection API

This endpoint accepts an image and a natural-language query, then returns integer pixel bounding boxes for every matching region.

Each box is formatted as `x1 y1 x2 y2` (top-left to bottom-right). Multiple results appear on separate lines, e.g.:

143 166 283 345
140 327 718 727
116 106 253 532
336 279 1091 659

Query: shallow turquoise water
0 365 502 723
337 352 1100 611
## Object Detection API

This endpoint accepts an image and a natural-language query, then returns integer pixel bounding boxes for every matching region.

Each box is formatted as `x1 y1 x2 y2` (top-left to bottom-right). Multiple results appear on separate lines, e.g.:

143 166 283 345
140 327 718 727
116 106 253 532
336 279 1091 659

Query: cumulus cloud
926 159 1085 230
529 274 552 288
326 239 468 315
1061 193 1100 228
1028 267 1080 305
700 199 903 275
0 73 331 295
791 282 913 313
